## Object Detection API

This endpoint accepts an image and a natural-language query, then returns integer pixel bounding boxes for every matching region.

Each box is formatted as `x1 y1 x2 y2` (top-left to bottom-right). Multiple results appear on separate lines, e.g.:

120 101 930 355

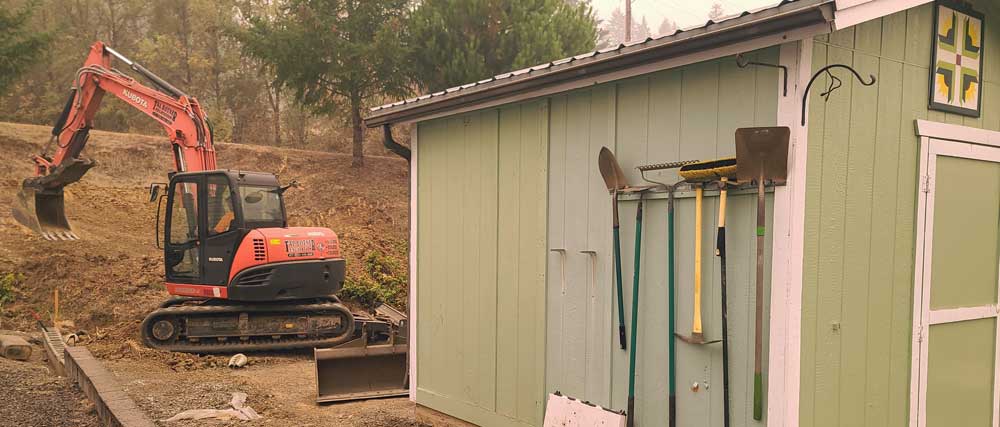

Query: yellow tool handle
718 178 728 228
693 186 703 335
716 177 729 257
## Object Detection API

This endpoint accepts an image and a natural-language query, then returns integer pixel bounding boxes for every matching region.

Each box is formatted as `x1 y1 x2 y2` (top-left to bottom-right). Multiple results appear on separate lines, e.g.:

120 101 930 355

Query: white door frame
909 122 1000 427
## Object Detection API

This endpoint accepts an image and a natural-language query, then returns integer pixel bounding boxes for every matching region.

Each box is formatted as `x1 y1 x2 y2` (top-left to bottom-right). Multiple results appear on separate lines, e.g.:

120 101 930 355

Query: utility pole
625 0 632 42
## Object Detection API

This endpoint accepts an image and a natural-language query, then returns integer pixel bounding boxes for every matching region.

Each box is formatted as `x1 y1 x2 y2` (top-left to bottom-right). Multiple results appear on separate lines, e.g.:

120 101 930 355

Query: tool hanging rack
614 179 781 201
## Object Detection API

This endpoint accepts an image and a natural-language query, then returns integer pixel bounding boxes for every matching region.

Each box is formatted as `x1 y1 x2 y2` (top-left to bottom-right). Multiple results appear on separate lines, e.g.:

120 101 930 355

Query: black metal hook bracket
801 64 876 126
736 53 788 96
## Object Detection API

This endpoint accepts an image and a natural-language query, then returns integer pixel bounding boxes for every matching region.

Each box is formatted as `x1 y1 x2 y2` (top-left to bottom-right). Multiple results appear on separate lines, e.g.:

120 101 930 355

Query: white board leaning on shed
543 393 625 427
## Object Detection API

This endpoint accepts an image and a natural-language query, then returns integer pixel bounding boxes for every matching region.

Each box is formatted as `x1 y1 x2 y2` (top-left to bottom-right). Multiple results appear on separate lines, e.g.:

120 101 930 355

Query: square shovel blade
735 127 790 184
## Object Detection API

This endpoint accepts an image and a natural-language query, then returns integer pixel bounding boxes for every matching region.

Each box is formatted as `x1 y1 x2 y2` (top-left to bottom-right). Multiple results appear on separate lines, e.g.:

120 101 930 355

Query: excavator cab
159 170 287 286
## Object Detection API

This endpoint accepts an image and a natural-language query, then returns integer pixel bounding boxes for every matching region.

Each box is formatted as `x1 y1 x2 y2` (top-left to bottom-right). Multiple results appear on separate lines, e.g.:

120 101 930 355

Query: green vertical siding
800 2 1000 426
546 48 779 427
416 101 548 427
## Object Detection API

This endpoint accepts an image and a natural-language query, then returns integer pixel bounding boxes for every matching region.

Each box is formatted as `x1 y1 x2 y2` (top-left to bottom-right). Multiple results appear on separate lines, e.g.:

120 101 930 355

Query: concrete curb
40 326 66 376
64 346 155 427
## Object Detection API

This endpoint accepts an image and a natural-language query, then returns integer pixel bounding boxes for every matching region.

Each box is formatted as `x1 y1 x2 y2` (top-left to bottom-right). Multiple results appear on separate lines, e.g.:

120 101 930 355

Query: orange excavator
11 42 396 360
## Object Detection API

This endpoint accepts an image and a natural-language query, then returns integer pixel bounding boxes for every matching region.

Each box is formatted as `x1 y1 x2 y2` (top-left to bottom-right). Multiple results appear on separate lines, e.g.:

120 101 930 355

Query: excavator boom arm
15 41 215 240
38 41 216 176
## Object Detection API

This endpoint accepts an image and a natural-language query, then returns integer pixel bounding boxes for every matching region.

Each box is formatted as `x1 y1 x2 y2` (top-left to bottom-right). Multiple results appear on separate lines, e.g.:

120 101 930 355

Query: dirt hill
0 122 410 358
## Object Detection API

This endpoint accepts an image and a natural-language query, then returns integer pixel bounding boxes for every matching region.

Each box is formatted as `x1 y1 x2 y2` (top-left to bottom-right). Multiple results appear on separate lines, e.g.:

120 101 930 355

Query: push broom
676 158 736 427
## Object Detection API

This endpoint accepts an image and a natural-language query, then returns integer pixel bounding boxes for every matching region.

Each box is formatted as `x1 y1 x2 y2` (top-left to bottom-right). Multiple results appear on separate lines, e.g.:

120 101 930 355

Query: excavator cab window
165 180 200 279
238 185 284 226
207 176 236 235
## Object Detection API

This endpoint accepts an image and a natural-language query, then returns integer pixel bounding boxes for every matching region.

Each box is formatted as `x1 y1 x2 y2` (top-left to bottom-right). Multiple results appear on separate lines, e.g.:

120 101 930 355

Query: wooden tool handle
693 186 703 335
716 178 728 256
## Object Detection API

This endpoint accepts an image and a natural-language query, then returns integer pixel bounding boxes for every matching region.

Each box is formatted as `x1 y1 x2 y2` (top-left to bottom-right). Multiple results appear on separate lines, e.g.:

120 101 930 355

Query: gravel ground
106 354 423 426
0 356 99 427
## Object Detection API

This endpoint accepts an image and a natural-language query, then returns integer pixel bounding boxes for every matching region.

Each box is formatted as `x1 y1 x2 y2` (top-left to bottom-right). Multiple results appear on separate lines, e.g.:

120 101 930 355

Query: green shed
367 1 1000 426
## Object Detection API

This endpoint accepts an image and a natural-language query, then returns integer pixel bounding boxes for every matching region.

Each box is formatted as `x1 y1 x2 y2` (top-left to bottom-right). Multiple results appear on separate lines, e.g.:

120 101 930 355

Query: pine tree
636 16 651 40
605 7 650 45
238 0 412 167
708 2 725 21
657 17 677 37
0 1 50 94
408 0 597 92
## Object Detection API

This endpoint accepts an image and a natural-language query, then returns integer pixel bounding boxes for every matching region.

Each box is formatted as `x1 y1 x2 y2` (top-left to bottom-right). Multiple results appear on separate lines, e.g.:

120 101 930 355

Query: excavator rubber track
140 299 355 354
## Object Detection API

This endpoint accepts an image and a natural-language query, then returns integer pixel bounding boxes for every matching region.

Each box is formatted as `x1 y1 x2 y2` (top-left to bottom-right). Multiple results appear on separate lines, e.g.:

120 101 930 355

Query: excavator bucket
12 158 95 240
315 305 409 403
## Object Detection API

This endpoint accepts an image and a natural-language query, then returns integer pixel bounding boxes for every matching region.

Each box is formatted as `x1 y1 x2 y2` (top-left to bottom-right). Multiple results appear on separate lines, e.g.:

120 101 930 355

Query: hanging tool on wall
736 127 790 421
638 160 697 427
674 158 735 346
716 176 733 427
599 147 631 350
674 158 735 427
626 195 645 427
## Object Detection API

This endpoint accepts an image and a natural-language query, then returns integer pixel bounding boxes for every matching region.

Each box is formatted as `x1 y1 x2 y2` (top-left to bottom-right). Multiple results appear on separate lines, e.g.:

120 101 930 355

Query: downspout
382 124 411 162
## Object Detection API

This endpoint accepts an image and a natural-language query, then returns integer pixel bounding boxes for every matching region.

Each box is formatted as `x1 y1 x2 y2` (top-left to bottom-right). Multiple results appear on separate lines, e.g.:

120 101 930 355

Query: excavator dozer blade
315 306 409 403
12 158 95 241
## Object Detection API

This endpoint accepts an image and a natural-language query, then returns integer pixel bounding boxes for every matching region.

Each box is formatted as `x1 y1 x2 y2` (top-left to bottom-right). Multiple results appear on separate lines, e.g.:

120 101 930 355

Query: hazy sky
591 0 779 33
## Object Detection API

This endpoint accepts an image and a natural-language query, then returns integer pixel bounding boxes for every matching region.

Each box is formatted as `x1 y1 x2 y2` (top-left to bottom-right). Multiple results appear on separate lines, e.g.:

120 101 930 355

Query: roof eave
366 0 835 128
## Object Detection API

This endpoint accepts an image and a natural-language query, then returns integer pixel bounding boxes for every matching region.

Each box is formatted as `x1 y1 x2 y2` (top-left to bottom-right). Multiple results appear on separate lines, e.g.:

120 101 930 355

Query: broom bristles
678 157 737 181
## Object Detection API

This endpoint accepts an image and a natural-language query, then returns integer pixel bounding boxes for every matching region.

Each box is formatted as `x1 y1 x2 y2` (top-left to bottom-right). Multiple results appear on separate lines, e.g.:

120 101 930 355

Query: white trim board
916 119 1000 148
908 136 1000 427
766 39 812 427
409 128 418 401
834 0 933 30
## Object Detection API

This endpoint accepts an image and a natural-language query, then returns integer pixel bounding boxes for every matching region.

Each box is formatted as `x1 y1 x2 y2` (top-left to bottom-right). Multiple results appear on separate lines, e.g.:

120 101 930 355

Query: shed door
911 138 1000 427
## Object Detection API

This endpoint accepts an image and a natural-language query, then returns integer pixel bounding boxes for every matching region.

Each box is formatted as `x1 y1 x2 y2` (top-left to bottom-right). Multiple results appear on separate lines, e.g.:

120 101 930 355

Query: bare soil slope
0 122 416 425
0 122 409 352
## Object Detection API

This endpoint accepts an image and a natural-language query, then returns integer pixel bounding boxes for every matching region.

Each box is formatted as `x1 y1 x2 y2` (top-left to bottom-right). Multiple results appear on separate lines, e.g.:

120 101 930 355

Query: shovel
599 147 630 350
735 127 790 421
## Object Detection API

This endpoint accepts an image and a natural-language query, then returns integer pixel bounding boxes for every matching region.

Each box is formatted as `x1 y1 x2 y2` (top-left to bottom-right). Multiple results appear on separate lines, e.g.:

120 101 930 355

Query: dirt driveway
105 353 422 426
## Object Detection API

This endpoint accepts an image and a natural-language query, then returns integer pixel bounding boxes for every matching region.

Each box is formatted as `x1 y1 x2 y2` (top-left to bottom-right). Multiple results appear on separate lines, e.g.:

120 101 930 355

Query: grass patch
0 272 23 329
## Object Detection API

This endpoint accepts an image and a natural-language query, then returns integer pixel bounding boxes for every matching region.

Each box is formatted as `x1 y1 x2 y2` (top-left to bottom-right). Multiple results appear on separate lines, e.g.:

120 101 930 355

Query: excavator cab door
164 177 203 282
202 174 243 285
164 172 245 286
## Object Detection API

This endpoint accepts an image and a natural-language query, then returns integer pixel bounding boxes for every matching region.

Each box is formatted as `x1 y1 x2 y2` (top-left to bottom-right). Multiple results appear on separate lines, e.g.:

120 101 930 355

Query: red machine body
166 227 343 300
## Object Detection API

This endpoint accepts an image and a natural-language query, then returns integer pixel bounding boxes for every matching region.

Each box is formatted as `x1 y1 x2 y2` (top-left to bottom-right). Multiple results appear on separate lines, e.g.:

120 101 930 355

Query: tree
657 17 677 37
238 0 412 167
408 0 597 92
0 1 50 94
708 2 725 21
605 7 650 45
